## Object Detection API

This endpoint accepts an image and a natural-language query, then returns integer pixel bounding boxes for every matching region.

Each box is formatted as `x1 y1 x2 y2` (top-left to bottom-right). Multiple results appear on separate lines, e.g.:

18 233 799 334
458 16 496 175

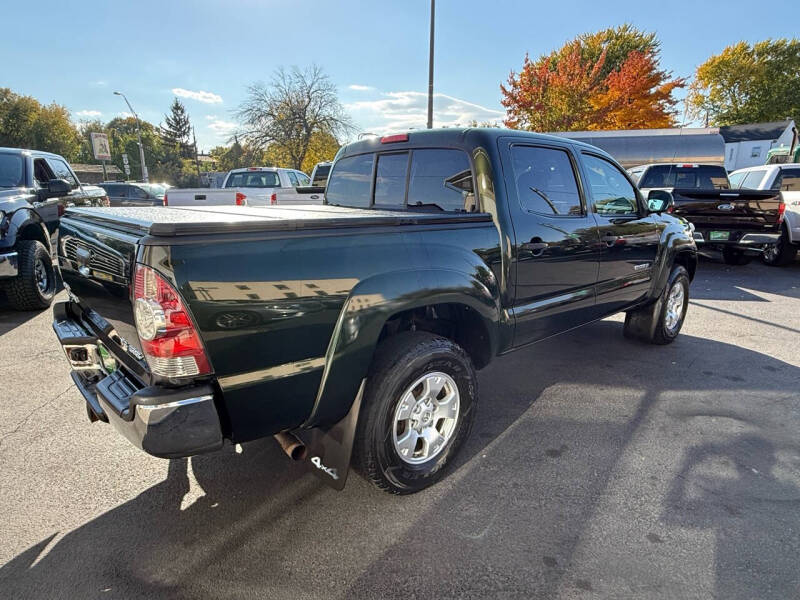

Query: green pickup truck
52 128 697 494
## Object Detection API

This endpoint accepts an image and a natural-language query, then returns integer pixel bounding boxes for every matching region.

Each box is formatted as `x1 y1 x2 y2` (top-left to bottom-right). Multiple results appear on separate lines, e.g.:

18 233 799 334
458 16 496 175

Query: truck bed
64 205 491 238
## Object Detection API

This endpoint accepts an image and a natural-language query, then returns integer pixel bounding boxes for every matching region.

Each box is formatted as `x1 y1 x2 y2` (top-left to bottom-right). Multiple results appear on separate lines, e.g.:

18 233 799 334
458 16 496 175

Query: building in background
72 163 123 184
720 120 796 171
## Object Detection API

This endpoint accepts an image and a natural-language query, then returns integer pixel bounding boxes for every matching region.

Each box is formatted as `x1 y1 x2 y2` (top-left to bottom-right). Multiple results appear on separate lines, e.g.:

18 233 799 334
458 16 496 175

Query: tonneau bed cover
63 205 491 237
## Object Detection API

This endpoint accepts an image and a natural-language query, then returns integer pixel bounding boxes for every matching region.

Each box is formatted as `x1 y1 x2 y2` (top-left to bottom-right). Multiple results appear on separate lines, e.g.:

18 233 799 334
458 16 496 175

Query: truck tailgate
56 214 149 381
164 188 236 207
671 189 784 230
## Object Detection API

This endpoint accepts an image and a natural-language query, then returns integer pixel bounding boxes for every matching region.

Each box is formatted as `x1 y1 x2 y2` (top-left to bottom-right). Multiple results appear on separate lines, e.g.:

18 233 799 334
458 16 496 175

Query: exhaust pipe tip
274 432 307 461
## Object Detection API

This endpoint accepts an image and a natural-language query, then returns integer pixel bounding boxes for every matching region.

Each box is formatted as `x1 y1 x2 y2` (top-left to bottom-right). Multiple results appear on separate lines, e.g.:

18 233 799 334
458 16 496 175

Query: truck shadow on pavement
2 321 799 599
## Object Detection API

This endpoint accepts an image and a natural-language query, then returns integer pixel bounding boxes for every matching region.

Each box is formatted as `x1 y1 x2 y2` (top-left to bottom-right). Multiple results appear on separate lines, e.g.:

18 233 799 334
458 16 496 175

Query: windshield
0 154 24 188
639 165 729 190
225 171 280 188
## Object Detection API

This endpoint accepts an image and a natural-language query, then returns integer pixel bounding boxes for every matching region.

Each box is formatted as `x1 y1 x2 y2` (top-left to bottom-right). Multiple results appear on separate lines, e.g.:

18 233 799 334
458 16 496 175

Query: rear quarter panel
167 222 502 441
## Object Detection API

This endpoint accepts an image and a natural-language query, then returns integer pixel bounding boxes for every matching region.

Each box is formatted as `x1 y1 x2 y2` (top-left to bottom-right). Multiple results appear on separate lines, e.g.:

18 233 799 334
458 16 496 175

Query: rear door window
408 149 473 212
374 152 408 207
286 171 299 187
0 154 24 187
325 153 374 208
511 146 583 216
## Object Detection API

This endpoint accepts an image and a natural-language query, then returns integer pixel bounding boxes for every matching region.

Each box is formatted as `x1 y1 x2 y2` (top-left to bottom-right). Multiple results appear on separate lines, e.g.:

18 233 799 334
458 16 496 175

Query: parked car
52 128 696 495
98 182 166 207
164 167 323 207
629 162 784 265
0 148 107 310
310 161 332 187
729 163 800 265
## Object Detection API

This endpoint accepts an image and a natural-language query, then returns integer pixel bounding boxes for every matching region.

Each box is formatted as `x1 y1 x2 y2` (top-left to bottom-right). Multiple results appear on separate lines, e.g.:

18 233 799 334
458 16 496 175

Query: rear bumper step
53 301 223 458
692 231 780 247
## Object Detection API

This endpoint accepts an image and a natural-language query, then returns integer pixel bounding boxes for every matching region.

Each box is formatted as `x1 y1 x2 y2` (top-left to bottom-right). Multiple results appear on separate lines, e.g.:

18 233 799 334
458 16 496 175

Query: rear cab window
639 165 729 190
325 148 475 212
225 171 280 188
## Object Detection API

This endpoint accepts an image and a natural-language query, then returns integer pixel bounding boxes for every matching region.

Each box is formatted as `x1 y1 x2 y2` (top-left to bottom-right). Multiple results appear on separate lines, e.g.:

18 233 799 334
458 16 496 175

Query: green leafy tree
688 38 800 125
0 88 81 159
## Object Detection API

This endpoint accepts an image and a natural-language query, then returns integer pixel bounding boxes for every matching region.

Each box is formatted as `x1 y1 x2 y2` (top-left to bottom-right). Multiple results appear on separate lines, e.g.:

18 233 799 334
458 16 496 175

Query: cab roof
338 127 608 159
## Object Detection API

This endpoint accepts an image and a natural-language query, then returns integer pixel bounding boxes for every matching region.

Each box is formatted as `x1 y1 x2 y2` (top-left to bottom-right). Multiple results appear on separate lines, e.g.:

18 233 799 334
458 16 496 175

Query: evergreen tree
161 98 192 157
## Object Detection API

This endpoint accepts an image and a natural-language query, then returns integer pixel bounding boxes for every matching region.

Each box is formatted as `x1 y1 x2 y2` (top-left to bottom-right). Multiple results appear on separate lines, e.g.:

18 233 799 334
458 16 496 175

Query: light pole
113 91 149 182
426 0 435 129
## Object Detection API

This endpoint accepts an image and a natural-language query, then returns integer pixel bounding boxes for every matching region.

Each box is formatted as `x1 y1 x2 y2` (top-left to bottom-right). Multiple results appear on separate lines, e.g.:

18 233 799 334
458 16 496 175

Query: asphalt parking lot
1 254 799 600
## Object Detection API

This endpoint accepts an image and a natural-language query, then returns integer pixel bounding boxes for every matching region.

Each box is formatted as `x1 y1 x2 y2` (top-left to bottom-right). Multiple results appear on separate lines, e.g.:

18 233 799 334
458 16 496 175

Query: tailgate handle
194 194 206 200
719 193 739 197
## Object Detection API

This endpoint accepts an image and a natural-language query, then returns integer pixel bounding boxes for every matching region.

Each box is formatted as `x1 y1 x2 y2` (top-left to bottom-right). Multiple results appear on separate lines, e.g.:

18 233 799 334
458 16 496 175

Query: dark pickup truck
52 129 697 494
630 163 784 265
0 148 107 309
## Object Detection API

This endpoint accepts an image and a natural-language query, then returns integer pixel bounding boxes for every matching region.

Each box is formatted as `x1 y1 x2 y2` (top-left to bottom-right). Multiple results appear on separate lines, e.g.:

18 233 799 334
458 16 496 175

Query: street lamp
113 91 149 182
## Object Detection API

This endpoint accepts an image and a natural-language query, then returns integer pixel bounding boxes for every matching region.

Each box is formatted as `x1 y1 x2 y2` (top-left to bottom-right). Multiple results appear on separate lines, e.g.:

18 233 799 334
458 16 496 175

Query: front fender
649 216 697 299
303 267 502 428
1 207 49 252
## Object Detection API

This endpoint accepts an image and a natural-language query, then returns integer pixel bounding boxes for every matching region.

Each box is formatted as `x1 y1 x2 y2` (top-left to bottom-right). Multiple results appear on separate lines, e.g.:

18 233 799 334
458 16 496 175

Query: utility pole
113 91 149 182
426 0 435 129
193 127 201 178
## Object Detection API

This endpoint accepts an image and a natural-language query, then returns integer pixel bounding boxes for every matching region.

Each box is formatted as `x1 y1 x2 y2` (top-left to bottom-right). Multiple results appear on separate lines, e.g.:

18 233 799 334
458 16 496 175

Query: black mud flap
293 380 365 491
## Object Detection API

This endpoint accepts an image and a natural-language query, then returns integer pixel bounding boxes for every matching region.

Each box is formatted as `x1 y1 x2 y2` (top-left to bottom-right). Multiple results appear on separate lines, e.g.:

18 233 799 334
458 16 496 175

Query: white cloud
346 90 504 135
172 88 223 104
89 80 107 87
348 84 374 91
117 111 133 119
207 119 237 135
75 109 102 118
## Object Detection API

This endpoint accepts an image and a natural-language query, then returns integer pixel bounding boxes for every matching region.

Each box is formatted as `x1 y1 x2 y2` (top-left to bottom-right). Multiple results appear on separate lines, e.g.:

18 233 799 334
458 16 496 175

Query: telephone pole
426 0 435 129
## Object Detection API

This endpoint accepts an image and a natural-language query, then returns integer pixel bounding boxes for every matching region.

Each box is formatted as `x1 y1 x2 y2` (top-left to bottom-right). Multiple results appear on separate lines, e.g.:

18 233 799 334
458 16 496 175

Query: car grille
63 238 125 277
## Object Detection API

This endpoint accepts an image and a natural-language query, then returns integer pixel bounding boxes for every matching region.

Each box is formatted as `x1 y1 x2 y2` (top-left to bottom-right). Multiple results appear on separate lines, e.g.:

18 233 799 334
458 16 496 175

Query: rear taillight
270 193 277 205
133 264 211 378
163 193 168 206
777 201 786 224
235 192 247 206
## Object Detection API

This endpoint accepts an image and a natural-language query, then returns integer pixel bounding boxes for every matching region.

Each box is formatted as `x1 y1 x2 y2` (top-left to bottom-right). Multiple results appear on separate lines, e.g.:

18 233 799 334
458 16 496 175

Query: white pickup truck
729 163 800 265
164 167 323 207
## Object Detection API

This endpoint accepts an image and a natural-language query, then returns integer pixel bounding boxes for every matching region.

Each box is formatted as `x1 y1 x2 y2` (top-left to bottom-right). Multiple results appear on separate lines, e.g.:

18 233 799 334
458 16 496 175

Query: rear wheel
624 264 689 345
722 247 752 266
761 226 797 266
4 240 56 311
353 332 477 495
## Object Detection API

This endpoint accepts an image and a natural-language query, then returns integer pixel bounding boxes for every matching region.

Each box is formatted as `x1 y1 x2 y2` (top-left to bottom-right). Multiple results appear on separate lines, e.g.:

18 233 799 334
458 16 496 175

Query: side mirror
647 189 673 214
39 178 72 200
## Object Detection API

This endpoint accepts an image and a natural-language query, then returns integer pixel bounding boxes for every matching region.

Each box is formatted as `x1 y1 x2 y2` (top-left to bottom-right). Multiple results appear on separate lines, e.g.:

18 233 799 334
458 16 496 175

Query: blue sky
2 0 797 150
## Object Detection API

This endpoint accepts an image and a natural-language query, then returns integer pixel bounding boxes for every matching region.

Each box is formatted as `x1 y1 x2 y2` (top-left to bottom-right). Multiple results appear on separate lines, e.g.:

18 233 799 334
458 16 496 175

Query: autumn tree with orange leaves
501 25 685 132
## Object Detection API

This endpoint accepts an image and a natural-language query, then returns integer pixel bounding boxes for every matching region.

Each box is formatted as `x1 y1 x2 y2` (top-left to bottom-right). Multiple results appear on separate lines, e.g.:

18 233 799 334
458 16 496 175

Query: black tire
722 247 752 266
624 264 690 345
4 240 56 311
353 331 478 495
761 225 797 266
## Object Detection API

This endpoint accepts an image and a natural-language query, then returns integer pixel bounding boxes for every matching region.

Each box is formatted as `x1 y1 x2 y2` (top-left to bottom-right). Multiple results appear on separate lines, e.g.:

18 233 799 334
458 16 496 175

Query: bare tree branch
235 65 354 170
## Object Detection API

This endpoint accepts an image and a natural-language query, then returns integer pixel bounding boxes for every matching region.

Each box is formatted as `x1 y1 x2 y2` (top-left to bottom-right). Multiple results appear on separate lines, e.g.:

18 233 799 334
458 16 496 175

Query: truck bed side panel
169 223 502 440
